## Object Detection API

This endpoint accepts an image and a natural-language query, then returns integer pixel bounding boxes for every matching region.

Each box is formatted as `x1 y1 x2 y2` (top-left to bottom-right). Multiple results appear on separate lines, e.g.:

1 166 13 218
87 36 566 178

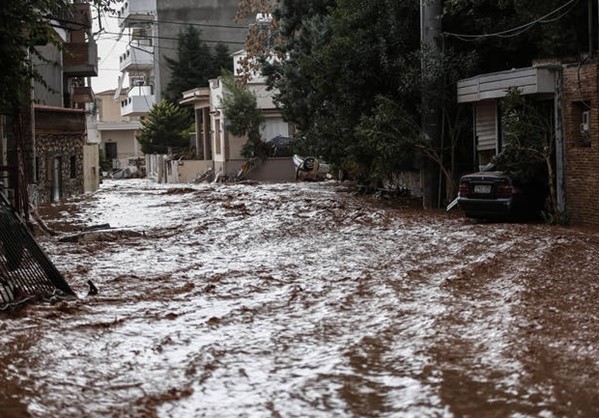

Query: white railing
121 94 156 117
119 45 153 72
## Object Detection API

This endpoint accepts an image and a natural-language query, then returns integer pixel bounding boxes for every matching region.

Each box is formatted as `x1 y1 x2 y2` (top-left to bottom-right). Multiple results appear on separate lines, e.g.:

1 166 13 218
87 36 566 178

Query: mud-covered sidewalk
1 179 598 417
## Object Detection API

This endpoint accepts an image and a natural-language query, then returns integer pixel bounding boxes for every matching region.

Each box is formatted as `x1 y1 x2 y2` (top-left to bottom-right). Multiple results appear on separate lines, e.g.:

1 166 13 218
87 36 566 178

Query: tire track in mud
430 232 543 417
427 224 598 417
511 232 599 418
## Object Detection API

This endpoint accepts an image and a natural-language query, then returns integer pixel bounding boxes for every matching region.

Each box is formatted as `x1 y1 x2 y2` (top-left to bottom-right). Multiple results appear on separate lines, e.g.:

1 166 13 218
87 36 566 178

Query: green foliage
164 26 233 102
0 0 65 113
213 43 235 74
136 100 191 154
443 0 588 73
354 96 424 181
491 88 565 222
264 0 427 178
492 88 550 183
220 73 270 159
164 26 214 101
255 0 586 190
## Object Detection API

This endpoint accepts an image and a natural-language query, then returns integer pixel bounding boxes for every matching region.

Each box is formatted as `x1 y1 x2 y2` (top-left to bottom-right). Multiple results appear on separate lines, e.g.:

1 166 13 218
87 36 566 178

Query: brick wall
562 63 599 225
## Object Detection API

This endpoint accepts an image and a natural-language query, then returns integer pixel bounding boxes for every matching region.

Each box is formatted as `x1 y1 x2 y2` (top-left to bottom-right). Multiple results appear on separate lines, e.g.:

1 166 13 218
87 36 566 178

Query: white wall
101 129 142 168
83 144 100 193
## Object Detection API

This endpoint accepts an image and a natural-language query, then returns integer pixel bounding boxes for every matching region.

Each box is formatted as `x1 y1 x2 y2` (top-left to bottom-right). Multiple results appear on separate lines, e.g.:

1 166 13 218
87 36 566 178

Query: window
572 101 592 147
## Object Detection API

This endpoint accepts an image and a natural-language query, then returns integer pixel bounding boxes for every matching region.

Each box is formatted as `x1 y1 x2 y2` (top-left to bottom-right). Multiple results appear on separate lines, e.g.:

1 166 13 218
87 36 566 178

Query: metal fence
0 192 74 307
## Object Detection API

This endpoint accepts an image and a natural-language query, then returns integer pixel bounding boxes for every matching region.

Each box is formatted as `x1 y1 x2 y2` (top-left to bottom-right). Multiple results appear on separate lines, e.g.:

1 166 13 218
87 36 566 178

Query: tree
233 0 588 201
213 43 234 75
443 0 589 73
260 0 424 180
136 100 191 154
164 26 215 102
164 26 235 103
220 73 270 160
493 88 562 222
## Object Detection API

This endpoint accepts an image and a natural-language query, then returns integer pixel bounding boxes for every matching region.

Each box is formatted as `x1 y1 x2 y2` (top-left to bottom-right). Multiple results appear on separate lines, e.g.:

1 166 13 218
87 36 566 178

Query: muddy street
1 179 599 417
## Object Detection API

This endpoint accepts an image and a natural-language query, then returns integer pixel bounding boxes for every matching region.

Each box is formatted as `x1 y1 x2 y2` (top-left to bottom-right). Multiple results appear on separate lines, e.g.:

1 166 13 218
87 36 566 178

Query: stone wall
34 106 86 205
562 63 599 225
35 134 85 204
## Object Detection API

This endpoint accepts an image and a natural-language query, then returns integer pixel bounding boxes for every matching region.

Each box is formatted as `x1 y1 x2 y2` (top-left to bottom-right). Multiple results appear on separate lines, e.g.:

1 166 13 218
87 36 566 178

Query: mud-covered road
1 179 599 417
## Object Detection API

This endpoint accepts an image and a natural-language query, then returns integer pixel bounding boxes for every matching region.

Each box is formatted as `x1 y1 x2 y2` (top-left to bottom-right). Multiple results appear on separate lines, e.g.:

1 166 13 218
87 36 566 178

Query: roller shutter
475 101 498 152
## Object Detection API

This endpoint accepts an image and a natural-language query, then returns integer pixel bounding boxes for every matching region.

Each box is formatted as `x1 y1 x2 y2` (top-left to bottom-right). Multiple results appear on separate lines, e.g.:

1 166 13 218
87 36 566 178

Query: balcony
121 87 155 117
119 45 154 72
70 86 94 105
117 0 157 28
63 39 98 77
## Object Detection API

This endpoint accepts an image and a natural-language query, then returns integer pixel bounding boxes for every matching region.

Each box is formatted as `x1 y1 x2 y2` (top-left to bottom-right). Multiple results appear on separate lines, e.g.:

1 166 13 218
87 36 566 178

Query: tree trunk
545 155 558 223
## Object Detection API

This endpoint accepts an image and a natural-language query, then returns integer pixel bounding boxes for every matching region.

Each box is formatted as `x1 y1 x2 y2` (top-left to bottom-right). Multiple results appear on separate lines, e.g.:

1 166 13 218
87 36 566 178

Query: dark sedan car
457 171 547 220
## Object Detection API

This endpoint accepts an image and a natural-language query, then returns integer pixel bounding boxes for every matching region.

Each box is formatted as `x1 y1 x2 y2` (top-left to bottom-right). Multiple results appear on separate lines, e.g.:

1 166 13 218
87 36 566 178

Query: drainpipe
554 68 566 217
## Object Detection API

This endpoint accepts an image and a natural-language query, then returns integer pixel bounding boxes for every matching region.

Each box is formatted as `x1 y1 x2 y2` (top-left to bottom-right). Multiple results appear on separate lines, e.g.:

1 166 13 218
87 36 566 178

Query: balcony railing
119 45 154 72
117 0 157 28
63 39 98 77
70 85 94 105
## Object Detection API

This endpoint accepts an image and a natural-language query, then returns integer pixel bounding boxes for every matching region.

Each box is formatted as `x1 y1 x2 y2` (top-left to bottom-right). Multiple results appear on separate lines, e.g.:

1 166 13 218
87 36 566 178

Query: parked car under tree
457 170 547 220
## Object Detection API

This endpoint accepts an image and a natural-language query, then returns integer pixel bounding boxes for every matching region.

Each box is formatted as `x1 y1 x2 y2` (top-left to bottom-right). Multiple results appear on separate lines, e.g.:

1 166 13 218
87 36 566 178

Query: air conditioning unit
581 110 590 133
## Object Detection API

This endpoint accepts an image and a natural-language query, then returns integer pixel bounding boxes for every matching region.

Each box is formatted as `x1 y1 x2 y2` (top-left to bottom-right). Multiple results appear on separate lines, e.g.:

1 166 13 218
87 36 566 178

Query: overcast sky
92 12 127 94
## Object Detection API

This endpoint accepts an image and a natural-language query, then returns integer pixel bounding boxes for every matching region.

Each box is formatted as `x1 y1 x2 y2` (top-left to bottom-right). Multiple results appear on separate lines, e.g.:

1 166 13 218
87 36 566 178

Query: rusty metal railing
0 192 74 307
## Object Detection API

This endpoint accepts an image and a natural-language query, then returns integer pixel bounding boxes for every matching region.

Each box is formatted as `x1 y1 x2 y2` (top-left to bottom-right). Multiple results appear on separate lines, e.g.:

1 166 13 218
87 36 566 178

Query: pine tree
136 100 191 154
213 43 234 75
164 26 214 102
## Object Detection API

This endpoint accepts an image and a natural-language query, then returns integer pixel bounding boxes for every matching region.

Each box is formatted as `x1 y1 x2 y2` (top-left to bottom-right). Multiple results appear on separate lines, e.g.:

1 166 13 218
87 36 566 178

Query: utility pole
420 0 443 208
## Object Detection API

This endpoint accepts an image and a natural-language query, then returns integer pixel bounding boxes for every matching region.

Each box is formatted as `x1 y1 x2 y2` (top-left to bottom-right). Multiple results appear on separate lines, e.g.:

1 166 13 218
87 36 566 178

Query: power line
444 0 580 41
109 14 248 31
99 35 243 55
98 34 129 65
100 31 245 46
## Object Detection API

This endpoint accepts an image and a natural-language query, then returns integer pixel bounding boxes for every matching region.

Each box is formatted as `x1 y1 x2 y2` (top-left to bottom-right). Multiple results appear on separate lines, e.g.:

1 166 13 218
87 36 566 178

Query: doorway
105 142 117 169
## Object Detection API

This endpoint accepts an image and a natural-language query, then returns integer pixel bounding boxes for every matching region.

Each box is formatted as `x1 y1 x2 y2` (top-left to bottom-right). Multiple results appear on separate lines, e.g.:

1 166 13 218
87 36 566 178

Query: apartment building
1 1 101 207
115 0 247 118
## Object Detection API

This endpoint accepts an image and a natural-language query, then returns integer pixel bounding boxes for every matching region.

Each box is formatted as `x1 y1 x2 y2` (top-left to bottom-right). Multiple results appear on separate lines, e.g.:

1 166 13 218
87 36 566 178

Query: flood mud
1 179 598 417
